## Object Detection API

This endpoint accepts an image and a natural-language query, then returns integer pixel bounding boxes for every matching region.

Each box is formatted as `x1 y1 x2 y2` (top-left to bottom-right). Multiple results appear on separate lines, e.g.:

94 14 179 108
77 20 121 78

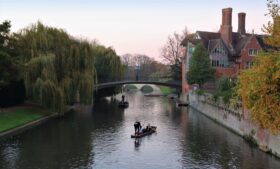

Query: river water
0 91 280 169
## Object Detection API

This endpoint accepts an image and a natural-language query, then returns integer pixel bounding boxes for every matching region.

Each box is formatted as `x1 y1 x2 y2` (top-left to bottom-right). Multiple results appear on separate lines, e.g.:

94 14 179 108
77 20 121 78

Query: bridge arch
96 81 181 90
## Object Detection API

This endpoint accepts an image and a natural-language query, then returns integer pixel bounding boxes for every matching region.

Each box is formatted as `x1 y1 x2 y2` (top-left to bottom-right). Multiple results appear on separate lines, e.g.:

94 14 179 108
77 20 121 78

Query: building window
211 59 230 68
189 47 195 54
212 60 216 67
248 49 258 56
213 47 225 54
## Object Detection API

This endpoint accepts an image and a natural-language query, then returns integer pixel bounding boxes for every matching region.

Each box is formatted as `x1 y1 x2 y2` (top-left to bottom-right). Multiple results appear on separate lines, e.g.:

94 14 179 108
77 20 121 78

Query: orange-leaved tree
236 0 280 133
237 52 280 133
262 0 280 47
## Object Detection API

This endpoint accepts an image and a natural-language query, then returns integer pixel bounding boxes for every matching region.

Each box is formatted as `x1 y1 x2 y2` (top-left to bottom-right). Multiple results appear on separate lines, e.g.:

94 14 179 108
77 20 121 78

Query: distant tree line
121 54 169 81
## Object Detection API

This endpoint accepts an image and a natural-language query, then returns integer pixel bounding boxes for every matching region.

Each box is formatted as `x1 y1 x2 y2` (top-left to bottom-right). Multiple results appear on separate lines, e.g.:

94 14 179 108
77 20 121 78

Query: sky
0 0 269 61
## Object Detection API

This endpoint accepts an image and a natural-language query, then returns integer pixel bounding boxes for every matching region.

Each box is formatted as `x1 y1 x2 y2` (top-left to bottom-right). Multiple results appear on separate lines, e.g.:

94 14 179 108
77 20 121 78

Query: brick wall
240 36 262 69
215 67 237 78
189 92 280 158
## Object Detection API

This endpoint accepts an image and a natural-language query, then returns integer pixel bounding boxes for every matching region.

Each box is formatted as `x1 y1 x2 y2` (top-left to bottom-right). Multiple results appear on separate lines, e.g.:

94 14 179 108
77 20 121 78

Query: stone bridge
96 81 181 90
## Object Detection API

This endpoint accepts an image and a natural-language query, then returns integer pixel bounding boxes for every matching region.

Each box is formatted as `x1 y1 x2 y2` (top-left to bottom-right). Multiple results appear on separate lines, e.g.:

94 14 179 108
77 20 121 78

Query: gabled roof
256 35 279 51
234 35 252 55
180 34 196 46
208 39 231 55
197 31 220 48
181 30 274 57
208 39 221 52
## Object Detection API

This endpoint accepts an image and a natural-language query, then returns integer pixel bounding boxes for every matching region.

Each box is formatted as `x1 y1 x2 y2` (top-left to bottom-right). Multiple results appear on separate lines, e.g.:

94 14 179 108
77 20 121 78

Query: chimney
220 8 233 45
238 12 246 34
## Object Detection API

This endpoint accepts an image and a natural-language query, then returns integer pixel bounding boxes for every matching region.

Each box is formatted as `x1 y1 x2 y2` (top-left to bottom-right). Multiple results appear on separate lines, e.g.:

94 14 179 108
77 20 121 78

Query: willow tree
93 45 124 82
14 22 97 114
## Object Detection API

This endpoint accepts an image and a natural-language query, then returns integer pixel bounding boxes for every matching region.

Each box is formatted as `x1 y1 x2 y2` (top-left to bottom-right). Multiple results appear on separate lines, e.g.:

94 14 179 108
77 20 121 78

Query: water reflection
0 91 280 169
134 138 141 150
0 112 95 169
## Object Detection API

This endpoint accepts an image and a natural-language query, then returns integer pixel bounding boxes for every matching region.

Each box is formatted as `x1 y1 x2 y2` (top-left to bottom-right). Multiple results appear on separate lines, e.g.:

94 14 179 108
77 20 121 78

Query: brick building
181 7 271 94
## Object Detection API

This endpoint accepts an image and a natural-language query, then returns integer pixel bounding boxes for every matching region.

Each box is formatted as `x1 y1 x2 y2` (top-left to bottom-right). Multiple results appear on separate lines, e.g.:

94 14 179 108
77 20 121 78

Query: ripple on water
1 92 280 169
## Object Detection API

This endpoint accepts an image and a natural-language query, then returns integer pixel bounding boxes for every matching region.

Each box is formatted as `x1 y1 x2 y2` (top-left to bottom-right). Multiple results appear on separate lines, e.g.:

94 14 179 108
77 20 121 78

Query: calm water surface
0 91 280 169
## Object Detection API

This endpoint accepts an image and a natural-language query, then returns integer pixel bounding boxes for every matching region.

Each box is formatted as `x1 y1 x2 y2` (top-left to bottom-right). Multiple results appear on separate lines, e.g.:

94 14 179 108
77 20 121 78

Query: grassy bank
159 86 176 95
0 106 51 133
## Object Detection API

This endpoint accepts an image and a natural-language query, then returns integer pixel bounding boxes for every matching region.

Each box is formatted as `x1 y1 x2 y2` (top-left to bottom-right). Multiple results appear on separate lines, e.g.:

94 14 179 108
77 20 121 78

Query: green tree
186 43 215 87
93 45 124 82
13 22 97 114
0 20 21 89
0 20 11 49
216 76 234 92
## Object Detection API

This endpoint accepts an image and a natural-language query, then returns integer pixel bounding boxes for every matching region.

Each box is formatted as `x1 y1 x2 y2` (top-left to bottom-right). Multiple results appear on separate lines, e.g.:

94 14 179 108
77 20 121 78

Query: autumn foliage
237 0 280 133
262 0 280 48
237 52 280 133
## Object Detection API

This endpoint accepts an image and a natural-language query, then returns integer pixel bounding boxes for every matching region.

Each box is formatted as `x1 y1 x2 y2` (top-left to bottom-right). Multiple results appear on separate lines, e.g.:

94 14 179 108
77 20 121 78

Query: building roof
181 31 274 57
256 35 279 51
180 33 196 46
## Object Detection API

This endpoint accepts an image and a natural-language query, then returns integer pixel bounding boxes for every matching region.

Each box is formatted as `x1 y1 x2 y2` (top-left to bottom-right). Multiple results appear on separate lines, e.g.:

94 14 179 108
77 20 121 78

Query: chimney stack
238 12 246 34
220 8 233 45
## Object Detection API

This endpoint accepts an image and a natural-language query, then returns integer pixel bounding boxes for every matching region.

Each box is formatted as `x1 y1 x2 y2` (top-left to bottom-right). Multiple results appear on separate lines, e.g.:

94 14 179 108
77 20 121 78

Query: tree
236 0 280 133
236 52 280 133
262 0 280 47
0 20 20 88
0 20 11 49
0 51 20 88
93 45 124 83
186 43 215 87
0 20 25 107
170 59 182 81
216 76 234 92
121 54 168 81
161 28 188 81
13 22 97 114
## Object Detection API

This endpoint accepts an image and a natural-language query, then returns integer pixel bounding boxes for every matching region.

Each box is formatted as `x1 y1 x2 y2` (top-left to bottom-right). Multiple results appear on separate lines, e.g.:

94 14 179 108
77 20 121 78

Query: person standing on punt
134 121 142 134
121 94 125 103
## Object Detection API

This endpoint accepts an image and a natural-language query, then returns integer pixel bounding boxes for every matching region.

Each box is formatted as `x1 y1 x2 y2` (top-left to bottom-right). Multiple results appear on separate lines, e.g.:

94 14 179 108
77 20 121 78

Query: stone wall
188 92 280 158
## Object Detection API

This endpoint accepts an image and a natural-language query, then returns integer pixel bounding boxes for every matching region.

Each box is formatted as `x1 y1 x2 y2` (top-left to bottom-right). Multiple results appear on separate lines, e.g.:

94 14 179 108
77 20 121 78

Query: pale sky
0 0 269 60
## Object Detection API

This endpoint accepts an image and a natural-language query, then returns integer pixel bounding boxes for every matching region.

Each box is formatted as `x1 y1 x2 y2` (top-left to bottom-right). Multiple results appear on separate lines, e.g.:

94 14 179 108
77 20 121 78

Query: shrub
221 90 233 104
195 89 205 95
213 92 219 102
216 77 234 92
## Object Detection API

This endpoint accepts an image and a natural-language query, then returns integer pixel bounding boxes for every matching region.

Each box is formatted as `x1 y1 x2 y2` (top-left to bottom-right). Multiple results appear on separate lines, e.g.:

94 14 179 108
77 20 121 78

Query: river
0 90 280 169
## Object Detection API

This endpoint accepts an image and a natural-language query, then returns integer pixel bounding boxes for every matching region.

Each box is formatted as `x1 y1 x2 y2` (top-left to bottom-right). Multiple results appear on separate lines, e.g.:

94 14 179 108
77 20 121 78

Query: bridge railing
96 77 182 90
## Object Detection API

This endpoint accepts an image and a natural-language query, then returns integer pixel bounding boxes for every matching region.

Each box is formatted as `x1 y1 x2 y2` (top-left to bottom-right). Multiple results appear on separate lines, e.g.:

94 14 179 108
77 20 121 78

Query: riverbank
0 104 60 139
187 92 280 158
0 104 52 132
159 86 176 95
